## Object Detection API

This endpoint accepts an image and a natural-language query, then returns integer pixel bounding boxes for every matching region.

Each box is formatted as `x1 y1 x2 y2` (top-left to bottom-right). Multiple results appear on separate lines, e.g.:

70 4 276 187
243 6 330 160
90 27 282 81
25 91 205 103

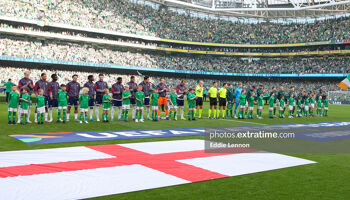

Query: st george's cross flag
0 140 315 200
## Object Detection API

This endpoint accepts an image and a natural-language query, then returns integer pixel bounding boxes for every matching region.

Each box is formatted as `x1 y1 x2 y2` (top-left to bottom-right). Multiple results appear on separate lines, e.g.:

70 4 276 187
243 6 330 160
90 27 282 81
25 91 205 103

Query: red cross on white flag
0 140 315 200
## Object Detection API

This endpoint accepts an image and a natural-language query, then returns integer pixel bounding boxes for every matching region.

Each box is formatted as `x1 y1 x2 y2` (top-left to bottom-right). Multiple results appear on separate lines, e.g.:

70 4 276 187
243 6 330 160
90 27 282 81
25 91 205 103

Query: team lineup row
6 72 330 125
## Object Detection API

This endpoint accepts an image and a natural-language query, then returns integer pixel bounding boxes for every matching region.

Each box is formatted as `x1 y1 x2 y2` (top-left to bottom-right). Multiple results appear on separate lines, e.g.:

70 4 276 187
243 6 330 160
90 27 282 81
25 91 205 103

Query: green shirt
258 96 264 106
248 96 255 107
36 95 46 108
169 93 177 106
4 82 14 93
102 94 111 109
324 99 329 107
310 98 315 104
305 99 310 106
226 88 234 101
280 99 285 107
218 88 227 98
289 97 294 106
239 94 246 106
269 96 275 107
208 87 217 98
297 100 302 108
135 91 145 106
57 91 67 103
196 85 203 98
79 94 89 109
122 91 131 105
8 91 19 108
151 93 159 106
20 94 31 110
187 93 196 107
317 99 322 107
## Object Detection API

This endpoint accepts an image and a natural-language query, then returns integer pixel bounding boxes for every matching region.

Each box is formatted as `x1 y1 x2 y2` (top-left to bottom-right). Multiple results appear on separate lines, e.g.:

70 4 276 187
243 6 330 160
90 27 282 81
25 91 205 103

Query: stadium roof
151 0 350 18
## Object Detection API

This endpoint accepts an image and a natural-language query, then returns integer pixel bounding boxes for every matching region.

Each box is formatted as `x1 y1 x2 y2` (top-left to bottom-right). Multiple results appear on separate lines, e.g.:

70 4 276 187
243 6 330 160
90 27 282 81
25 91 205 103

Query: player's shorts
49 99 58 108
94 95 103 105
21 109 29 114
269 107 273 111
311 103 315 109
58 106 67 110
169 105 178 110
324 107 328 110
112 100 122 107
144 97 150 106
80 108 88 113
8 107 17 112
43 96 50 106
130 97 136 105
279 107 284 111
122 104 130 110
289 105 293 110
209 97 217 106
219 98 226 107
227 102 234 110
177 99 184 107
305 106 309 111
239 105 245 109
158 97 168 106
88 98 95 107
152 106 159 110
37 106 45 114
196 97 203 106
68 96 79 106
258 106 263 110
137 106 144 110
273 103 277 108
301 104 305 108
248 106 254 111
245 101 248 107
103 108 110 111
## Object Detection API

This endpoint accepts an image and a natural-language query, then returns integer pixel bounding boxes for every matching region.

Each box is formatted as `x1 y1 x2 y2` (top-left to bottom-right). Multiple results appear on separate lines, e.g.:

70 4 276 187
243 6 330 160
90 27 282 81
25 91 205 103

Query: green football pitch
1 102 350 200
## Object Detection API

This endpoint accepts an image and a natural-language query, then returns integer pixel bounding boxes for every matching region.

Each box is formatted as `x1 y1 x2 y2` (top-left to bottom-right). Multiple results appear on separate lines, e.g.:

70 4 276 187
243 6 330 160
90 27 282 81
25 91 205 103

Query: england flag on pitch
0 140 315 200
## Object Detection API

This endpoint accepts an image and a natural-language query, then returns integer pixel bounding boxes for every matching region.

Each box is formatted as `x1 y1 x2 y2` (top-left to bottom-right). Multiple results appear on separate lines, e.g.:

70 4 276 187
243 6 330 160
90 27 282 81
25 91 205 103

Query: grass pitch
1 102 350 200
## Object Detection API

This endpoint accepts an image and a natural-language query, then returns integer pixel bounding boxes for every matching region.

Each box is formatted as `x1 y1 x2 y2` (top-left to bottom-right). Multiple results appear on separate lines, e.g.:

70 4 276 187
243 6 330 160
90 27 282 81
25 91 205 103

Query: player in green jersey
79 87 90 123
296 96 302 117
279 96 285 118
122 85 132 122
317 96 323 116
187 88 196 120
102 89 111 122
248 92 255 119
257 93 264 119
323 96 329 116
135 85 145 122
57 84 68 123
310 94 316 117
36 89 46 124
226 84 234 119
8 84 19 125
168 88 178 121
268 92 275 118
238 89 246 119
288 94 295 118
150 88 160 121
304 96 310 117
20 87 31 125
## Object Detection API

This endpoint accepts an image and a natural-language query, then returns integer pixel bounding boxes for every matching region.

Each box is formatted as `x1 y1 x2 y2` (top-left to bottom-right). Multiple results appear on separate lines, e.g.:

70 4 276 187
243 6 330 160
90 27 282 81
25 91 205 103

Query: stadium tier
1 0 350 45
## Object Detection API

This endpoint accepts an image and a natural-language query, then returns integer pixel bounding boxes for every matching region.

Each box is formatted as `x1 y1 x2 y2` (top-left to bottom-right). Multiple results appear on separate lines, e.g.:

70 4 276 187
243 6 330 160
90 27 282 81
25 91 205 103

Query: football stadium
0 0 350 199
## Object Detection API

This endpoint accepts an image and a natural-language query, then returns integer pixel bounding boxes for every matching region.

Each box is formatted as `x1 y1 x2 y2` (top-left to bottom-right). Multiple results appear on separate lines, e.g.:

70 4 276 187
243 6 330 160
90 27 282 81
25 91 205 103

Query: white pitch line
218 118 267 125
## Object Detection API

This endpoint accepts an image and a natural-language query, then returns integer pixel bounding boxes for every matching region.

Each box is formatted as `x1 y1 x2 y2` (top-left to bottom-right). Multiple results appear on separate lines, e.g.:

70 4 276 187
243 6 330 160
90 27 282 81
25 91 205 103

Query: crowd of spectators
1 0 350 44
0 66 340 93
0 38 349 74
